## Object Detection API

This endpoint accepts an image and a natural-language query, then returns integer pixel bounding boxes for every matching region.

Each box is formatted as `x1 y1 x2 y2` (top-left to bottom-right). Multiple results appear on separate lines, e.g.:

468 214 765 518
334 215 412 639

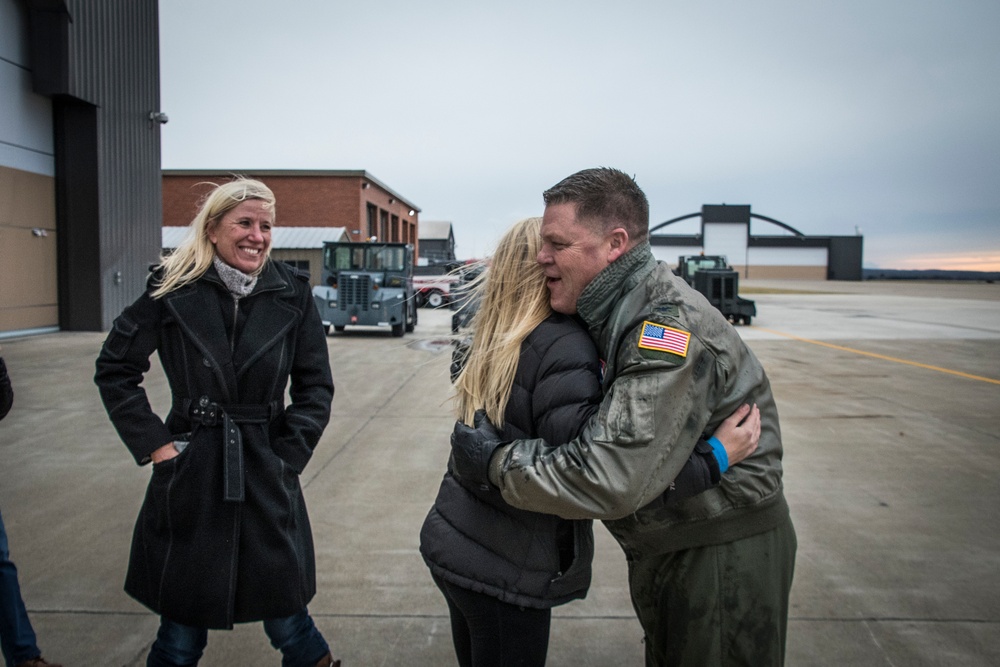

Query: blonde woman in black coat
95 179 338 667
420 217 758 666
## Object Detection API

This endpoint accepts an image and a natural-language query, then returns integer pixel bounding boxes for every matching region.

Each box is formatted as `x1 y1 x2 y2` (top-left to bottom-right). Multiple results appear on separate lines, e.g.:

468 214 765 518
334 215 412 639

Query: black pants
433 573 552 667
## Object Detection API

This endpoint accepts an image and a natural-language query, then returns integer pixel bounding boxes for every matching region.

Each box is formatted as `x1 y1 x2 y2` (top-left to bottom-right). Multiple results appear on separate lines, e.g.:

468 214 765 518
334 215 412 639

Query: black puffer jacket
421 313 603 608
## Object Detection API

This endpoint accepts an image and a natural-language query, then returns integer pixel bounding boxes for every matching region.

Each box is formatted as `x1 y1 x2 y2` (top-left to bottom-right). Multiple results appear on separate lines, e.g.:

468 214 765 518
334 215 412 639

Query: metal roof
418 220 453 240
162 226 349 250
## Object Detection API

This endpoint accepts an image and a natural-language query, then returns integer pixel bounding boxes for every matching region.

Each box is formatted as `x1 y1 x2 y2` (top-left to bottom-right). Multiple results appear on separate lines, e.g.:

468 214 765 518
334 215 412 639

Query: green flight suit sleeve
493 321 725 521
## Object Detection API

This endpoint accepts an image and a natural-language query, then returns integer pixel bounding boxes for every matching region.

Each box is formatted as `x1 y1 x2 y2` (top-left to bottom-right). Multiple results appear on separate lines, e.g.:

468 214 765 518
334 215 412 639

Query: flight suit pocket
604 374 658 445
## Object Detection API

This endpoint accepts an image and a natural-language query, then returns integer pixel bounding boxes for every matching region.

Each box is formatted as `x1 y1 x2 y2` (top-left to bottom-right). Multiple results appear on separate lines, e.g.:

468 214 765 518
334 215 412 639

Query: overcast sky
158 0 1000 271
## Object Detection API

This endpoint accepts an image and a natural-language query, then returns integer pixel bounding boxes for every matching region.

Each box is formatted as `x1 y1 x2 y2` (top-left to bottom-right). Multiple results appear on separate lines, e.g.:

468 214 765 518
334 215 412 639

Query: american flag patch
638 321 690 357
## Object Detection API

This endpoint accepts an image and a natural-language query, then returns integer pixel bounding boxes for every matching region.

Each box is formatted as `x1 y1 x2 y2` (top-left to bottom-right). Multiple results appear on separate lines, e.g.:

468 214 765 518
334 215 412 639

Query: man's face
537 202 616 314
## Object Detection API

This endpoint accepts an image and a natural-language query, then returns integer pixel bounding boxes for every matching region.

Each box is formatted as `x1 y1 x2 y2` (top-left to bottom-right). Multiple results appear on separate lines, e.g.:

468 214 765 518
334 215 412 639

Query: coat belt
177 396 283 502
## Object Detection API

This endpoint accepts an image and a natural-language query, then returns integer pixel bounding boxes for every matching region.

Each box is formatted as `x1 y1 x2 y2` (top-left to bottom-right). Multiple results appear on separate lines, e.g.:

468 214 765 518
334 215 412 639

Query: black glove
450 409 505 488
658 438 720 507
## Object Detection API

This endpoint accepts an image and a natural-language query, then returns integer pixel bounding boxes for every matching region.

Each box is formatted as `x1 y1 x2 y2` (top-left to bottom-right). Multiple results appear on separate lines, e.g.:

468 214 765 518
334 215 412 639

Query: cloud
159 0 1000 270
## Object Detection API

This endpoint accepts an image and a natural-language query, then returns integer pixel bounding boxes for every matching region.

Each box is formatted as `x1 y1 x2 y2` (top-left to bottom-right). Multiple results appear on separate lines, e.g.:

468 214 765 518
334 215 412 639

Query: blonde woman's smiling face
209 199 273 274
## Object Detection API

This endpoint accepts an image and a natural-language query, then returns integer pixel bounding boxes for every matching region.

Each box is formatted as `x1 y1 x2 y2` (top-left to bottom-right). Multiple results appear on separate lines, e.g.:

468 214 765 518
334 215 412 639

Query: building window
379 210 388 242
367 204 377 239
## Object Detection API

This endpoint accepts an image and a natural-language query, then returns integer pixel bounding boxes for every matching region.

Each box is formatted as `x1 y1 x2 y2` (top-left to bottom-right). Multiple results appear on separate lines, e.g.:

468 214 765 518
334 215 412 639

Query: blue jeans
0 507 42 667
147 609 329 667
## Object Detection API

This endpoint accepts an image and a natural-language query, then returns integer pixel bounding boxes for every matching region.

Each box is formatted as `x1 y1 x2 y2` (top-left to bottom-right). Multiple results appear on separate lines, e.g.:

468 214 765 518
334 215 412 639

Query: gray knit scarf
213 256 258 298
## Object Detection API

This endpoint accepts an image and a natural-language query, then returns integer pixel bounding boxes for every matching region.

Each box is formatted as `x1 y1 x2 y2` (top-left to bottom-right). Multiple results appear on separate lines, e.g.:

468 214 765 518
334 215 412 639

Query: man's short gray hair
542 167 649 242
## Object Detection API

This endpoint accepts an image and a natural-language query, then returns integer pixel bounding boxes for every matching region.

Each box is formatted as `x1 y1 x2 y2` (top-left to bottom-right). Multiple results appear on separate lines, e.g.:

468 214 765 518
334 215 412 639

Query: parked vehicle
312 241 417 337
449 263 484 330
413 267 460 308
674 254 756 325
449 262 485 382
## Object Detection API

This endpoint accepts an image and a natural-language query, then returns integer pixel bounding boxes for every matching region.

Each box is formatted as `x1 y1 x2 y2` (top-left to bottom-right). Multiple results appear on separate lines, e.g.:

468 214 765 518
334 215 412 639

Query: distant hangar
650 204 863 281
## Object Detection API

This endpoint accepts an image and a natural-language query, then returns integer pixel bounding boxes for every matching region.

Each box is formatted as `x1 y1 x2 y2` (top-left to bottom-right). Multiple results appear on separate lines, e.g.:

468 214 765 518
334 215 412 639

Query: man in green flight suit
451 167 797 666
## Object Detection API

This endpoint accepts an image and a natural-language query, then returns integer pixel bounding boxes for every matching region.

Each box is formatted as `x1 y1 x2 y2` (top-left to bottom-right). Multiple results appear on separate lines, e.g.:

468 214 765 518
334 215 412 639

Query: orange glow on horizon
886 252 1000 272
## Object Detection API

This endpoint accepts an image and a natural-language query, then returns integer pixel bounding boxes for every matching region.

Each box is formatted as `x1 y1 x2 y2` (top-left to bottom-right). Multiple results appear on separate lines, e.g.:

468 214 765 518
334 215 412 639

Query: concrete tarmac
0 279 998 666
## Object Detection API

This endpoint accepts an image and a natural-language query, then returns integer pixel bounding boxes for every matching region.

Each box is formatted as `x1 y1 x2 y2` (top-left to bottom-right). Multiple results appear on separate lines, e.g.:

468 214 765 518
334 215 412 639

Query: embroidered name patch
638 321 690 357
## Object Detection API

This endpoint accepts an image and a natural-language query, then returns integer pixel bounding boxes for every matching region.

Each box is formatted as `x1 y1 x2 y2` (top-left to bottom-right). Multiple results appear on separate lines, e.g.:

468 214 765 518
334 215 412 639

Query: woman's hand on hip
151 442 180 464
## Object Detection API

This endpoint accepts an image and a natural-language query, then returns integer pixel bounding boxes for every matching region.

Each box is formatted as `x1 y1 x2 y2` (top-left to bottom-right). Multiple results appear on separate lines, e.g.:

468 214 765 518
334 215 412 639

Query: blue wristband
707 436 729 474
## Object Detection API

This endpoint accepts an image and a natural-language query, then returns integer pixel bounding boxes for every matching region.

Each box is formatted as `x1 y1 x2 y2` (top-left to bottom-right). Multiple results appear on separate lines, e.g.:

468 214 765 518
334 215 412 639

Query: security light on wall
148 111 169 124
362 182 370 189
389 198 395 204
408 209 415 216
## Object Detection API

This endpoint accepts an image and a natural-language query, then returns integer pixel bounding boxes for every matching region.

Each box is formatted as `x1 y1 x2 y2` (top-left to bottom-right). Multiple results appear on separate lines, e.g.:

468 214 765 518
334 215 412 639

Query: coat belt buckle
192 396 219 426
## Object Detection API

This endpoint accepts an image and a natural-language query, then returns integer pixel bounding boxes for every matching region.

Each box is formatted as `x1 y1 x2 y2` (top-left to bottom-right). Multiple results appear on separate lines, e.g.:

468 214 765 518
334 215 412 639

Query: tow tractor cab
312 241 418 337
674 254 756 325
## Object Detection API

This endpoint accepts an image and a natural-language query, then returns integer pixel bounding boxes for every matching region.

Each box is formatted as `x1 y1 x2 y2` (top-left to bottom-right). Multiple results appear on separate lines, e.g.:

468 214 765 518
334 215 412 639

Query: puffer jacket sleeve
270 278 334 474
528 322 602 446
494 320 725 521
94 292 174 465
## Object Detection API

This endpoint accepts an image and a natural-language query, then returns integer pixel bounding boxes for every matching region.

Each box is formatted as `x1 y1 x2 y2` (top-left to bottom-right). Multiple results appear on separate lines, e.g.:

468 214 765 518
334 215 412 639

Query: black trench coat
95 260 334 629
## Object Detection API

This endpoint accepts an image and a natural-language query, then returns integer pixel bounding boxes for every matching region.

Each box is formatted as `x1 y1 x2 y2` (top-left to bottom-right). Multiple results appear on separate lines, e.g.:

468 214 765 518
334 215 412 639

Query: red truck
413 273 459 308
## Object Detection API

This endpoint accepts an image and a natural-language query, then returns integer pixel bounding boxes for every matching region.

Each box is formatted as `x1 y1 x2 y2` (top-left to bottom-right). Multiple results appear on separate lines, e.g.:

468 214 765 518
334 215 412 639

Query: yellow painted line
754 327 1000 386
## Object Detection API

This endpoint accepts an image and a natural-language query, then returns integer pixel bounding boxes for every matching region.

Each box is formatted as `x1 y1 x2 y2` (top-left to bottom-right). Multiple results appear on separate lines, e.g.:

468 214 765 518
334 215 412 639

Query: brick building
163 169 421 253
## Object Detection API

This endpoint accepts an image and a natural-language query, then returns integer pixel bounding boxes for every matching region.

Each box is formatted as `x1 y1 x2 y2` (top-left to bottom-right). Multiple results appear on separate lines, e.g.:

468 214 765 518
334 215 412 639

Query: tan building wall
662 259 828 281
0 166 58 332
269 249 325 288
741 265 828 280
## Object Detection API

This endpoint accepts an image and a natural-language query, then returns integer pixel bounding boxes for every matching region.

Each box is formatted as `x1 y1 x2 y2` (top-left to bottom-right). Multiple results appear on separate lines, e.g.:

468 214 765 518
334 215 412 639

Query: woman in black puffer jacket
419 217 748 666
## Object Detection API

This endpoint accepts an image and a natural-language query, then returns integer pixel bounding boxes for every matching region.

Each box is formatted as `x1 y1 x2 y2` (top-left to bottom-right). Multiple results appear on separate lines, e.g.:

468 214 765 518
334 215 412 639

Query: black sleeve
660 437 722 505
93 293 173 464
532 326 603 447
0 357 13 421
270 281 334 473
450 337 472 383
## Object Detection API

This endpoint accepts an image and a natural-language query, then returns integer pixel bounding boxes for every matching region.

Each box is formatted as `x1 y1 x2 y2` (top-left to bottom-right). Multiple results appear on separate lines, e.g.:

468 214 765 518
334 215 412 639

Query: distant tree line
863 268 998 282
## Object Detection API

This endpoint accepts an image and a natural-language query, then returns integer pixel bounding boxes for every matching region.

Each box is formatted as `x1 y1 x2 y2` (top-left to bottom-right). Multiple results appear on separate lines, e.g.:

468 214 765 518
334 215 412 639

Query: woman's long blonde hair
151 178 276 299
454 217 551 427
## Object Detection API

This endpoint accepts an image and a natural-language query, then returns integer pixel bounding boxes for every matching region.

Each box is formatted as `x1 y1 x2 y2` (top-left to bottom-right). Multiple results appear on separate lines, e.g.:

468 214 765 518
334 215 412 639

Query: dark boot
15 658 64 667
314 651 341 667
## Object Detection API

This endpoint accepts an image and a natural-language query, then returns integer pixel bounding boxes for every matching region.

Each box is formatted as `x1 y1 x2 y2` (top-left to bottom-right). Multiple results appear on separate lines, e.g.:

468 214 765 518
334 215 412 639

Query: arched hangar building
650 204 864 281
